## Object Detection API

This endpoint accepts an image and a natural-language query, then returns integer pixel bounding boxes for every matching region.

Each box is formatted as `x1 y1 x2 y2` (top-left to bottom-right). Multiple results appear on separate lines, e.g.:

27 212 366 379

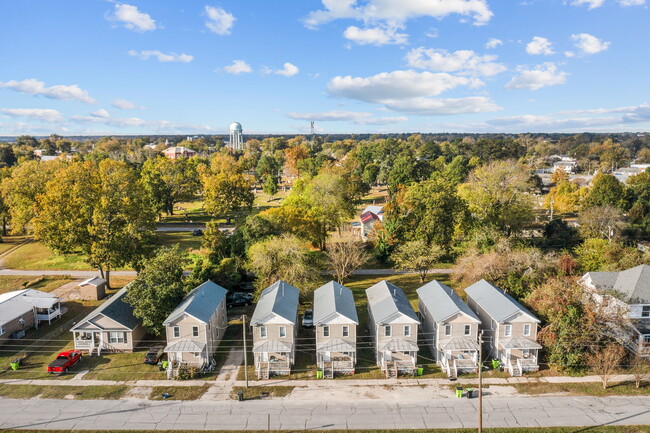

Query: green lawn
1 241 91 270
0 275 73 295
81 349 167 381
149 385 210 400
0 384 128 399
512 381 650 396
0 236 29 255
230 385 295 400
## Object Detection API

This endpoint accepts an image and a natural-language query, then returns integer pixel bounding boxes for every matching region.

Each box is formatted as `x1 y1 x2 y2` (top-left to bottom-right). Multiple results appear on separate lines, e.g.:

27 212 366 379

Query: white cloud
112 3 157 32
0 108 64 123
205 6 235 35
506 63 568 90
485 38 503 49
526 36 554 55
618 0 645 5
0 78 96 104
71 114 216 133
304 0 493 28
264 63 300 77
564 51 575 58
571 33 610 55
343 25 408 46
128 50 194 63
91 109 110 118
405 47 507 77
379 97 500 115
571 0 606 8
223 60 252 74
286 110 407 124
112 98 143 110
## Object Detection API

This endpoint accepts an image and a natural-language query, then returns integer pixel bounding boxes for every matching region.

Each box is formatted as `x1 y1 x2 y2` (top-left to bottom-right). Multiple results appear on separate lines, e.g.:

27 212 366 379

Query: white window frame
444 324 452 336
109 332 126 344
173 326 180 338
642 306 650 318
504 325 512 337
260 326 267 338
644 335 650 345
192 326 199 337
404 325 410 337
464 324 471 336
342 326 349 337
279 326 286 338
523 324 531 336
384 325 392 337
323 326 330 337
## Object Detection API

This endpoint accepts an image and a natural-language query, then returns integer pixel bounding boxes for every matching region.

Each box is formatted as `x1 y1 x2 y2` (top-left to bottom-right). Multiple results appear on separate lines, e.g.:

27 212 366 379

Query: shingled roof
163 280 227 325
71 285 140 331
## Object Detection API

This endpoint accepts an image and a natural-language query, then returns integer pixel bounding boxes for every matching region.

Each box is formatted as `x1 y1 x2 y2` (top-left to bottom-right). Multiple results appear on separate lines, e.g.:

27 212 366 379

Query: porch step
511 367 521 377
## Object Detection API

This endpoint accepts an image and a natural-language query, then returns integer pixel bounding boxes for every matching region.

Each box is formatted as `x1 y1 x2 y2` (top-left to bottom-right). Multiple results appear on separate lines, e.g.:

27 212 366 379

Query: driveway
0 396 648 430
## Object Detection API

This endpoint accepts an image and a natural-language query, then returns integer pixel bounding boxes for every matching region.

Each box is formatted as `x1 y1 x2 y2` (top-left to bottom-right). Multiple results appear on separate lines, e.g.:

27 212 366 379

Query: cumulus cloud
111 3 157 32
0 78 95 104
263 63 300 77
112 98 143 110
304 0 493 29
572 0 644 7
405 48 507 77
205 6 235 35
380 97 500 115
618 0 645 5
223 60 252 74
506 63 568 90
128 50 194 63
71 114 215 133
91 109 110 118
571 33 610 55
526 36 554 55
485 38 503 49
0 108 64 123
286 110 407 124
343 25 408 45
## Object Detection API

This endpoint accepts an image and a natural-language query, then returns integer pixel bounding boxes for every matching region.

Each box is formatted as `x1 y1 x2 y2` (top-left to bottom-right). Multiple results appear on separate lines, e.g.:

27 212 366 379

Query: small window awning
440 337 479 352
253 339 293 353
499 336 542 350
317 339 356 353
164 339 206 353
379 338 419 352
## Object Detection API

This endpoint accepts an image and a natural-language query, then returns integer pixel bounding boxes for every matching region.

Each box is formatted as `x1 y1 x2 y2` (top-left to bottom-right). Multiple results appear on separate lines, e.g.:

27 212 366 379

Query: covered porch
253 340 293 379
378 339 418 377
32 298 62 326
164 339 208 377
499 336 542 376
317 339 356 377
632 320 650 357
439 337 479 377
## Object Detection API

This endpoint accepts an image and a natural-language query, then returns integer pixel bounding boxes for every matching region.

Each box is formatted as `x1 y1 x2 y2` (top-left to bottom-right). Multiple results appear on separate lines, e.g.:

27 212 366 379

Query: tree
201 154 254 222
550 168 569 185
0 146 17 168
391 240 443 283
543 180 584 216
574 238 609 271
256 154 280 180
588 343 625 389
246 234 319 295
630 354 649 388
327 230 370 283
578 206 624 241
584 172 626 209
202 220 230 262
284 144 309 177
458 160 535 236
141 157 199 216
124 247 187 336
188 257 241 291
263 174 278 201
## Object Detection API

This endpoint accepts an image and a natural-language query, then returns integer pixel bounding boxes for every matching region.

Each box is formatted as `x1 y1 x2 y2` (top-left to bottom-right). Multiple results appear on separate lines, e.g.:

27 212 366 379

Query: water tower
229 122 243 151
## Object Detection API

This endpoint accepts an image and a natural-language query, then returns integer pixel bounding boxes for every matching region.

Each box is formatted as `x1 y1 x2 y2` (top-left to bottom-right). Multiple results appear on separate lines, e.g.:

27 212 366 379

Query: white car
302 310 314 328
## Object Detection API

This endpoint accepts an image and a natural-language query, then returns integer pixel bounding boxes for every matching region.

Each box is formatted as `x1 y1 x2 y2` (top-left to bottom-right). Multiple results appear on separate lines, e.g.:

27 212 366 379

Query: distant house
417 280 481 378
366 280 420 377
313 281 359 377
359 205 384 240
71 285 144 355
78 277 106 301
162 146 197 159
465 280 541 376
250 280 299 379
553 160 577 174
579 264 650 357
163 280 228 376
0 289 62 345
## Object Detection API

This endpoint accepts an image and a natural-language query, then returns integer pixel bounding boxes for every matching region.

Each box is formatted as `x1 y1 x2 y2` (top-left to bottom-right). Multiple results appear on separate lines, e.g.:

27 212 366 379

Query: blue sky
1 0 649 135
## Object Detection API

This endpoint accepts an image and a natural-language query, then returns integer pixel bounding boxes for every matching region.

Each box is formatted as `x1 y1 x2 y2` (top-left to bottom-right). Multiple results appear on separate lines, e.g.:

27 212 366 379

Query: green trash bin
455 387 463 398
417 367 424 376
491 359 500 370
316 370 323 379
161 360 169 370
10 361 19 371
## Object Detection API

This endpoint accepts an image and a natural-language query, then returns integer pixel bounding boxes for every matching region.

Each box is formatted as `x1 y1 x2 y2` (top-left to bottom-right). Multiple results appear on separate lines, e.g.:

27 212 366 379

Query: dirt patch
124 386 153 399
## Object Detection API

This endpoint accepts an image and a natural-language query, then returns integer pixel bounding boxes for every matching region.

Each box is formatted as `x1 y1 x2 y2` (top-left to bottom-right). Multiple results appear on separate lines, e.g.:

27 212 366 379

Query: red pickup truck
47 350 82 374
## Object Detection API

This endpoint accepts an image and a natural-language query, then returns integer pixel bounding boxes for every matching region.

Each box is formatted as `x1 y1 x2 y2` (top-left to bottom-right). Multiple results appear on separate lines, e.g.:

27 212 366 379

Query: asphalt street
0 396 649 430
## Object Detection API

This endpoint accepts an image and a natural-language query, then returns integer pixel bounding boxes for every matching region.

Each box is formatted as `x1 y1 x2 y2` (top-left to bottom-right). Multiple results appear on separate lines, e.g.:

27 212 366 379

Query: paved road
0 396 648 430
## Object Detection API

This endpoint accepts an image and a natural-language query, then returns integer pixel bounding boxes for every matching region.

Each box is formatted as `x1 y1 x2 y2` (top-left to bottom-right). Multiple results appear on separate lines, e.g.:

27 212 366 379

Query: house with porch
465 280 541 377
358 205 384 241
313 281 358 378
71 285 145 355
250 280 299 379
163 280 228 377
366 280 420 377
417 280 481 379
579 264 650 357
0 289 62 345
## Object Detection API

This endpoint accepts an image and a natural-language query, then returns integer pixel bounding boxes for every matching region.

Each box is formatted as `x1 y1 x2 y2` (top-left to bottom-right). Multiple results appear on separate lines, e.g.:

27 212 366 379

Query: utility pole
242 314 249 388
478 330 483 433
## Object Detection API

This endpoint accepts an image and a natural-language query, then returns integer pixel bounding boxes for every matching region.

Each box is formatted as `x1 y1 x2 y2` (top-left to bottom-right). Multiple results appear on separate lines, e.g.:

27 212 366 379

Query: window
173 326 180 338
342 326 349 337
192 326 199 337
644 335 650 345
444 324 452 336
523 324 531 336
642 306 650 318
404 326 410 337
279 326 286 338
491 319 496 330
464 325 471 336
323 326 330 337
260 326 267 338
504 325 512 337
0 324 4 336
109 332 126 344
384 325 392 337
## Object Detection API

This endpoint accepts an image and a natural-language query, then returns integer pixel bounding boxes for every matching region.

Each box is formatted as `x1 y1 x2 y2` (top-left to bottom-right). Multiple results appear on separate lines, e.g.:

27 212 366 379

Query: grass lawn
0 236 29 255
3 428 650 433
1 240 92 270
159 200 213 224
81 348 167 381
230 385 295 400
0 384 128 399
512 381 650 396
149 385 210 400
0 275 73 295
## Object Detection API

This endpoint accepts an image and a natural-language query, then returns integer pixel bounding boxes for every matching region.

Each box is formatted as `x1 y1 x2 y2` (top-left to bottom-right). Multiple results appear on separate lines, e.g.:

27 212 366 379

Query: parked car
144 346 165 365
192 229 203 236
47 350 82 374
227 292 252 308
302 309 314 328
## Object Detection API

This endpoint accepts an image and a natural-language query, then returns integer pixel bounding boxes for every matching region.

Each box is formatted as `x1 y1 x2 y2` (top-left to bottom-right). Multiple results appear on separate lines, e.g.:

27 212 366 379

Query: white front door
323 352 331 362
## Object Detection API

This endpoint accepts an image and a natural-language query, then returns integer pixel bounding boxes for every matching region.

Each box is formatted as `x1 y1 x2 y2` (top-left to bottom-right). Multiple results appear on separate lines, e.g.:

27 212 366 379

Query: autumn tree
550 168 569 185
391 240 444 283
284 144 309 177
630 354 649 388
584 172 626 209
201 153 254 222
578 205 624 241
588 343 625 389
327 230 370 283
543 180 584 216
141 156 199 216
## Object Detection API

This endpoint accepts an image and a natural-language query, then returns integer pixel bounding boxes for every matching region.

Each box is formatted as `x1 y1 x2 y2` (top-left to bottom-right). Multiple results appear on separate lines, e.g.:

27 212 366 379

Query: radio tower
310 121 315 149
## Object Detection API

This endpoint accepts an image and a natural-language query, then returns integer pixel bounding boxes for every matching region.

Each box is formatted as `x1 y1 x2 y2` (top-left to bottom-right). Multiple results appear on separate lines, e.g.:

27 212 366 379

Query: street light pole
242 314 248 388
478 330 483 433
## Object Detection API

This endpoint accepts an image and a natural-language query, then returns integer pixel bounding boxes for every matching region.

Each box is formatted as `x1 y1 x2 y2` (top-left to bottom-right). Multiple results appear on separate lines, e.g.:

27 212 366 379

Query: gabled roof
583 265 650 303
71 285 140 331
360 211 380 224
250 280 299 326
365 280 419 325
417 280 479 324
163 280 227 325
313 281 358 325
79 277 106 287
464 280 539 324
582 271 618 291
362 205 383 215
0 289 59 326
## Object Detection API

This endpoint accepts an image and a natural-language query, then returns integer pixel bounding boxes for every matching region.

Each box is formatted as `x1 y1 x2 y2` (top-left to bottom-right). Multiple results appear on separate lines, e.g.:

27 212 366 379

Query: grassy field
512 381 650 396
81 349 167 381
0 384 128 399
0 275 73 295
149 385 210 400
230 385 295 400
3 427 650 433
